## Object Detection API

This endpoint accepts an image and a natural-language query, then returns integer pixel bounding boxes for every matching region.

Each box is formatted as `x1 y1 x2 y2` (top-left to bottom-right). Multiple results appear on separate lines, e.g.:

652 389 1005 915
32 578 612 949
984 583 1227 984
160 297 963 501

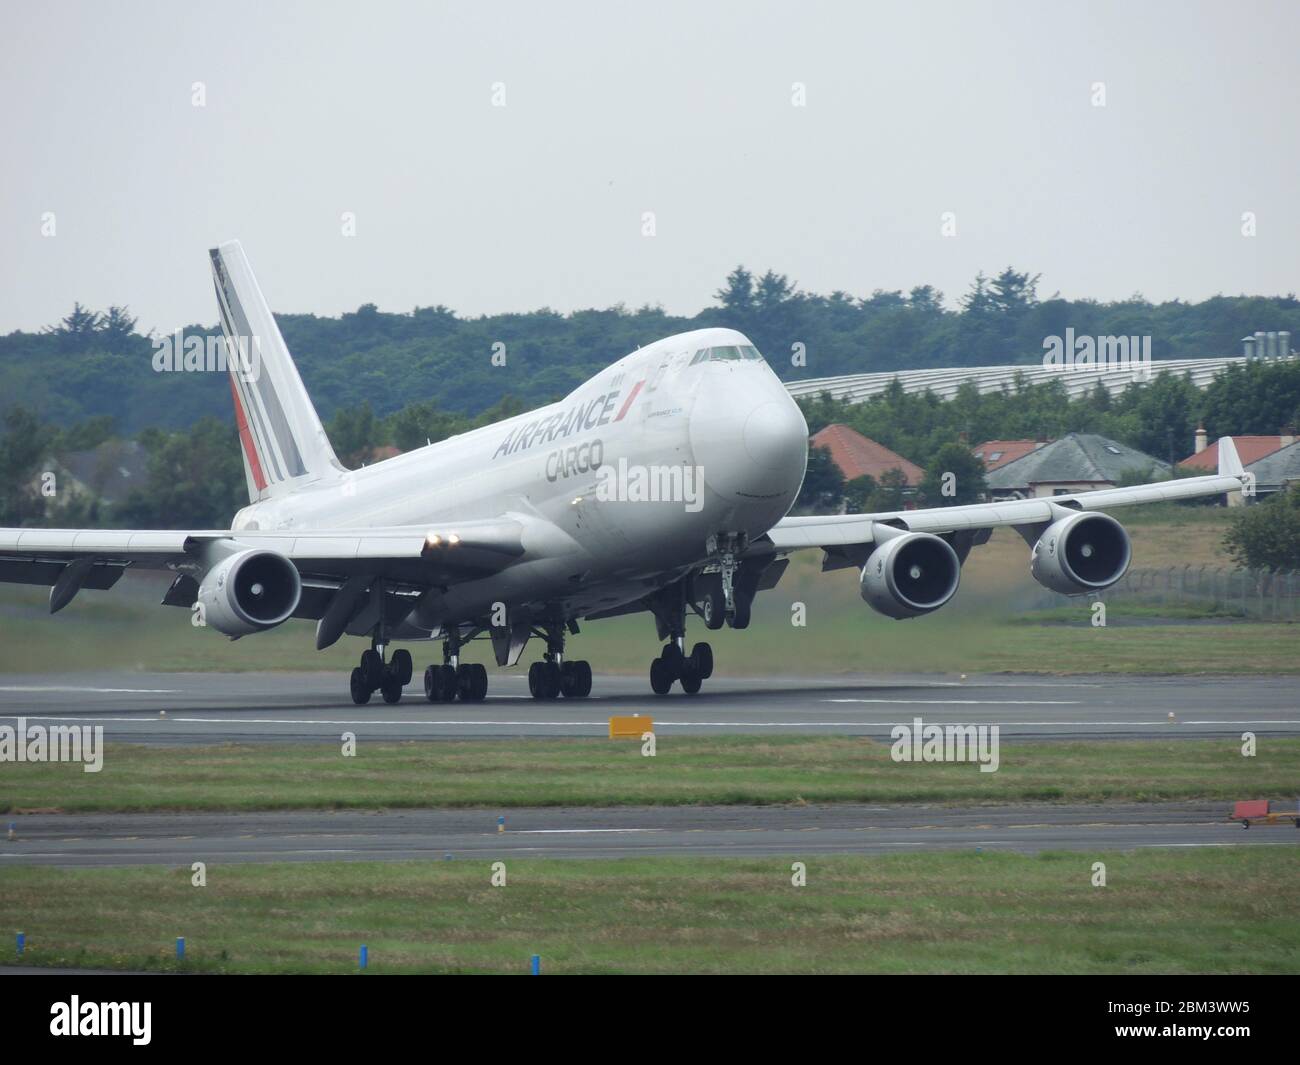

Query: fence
1030 566 1300 621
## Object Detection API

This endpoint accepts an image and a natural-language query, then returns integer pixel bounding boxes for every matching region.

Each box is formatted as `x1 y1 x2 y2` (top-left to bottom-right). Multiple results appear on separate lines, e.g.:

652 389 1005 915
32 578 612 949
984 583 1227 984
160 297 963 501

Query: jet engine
860 530 961 619
195 549 301 636
1030 511 1132 594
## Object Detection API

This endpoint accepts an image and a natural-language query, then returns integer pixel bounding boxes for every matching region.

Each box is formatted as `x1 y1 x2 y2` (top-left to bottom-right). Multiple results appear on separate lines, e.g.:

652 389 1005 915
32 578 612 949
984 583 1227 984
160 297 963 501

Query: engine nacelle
1030 511 1132 594
860 531 961 619
196 549 301 636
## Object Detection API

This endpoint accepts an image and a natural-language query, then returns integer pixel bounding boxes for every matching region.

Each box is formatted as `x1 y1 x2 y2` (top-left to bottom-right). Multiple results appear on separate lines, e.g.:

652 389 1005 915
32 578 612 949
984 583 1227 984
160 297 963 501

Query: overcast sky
2 0 1297 335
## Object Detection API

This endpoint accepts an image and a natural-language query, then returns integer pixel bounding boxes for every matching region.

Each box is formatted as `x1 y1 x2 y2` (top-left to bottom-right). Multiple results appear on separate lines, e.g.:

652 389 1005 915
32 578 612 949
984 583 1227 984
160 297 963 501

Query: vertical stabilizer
210 240 343 502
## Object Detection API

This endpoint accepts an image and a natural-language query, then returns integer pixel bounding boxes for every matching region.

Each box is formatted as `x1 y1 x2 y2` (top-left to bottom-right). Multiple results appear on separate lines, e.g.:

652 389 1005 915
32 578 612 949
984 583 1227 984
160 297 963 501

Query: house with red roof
809 424 925 486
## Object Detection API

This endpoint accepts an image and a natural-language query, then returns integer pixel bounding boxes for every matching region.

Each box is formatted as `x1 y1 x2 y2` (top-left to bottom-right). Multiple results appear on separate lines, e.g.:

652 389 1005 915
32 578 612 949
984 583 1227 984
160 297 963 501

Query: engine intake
196 549 301 636
1030 512 1132 594
860 531 961 619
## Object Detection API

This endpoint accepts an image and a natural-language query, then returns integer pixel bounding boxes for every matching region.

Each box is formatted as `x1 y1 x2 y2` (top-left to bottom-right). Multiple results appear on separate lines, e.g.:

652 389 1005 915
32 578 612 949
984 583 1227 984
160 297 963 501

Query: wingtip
1218 436 1244 479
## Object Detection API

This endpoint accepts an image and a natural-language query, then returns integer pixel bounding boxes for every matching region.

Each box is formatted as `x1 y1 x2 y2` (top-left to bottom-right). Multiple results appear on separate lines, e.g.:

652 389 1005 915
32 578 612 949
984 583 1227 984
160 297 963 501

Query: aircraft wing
755 440 1247 562
0 514 567 615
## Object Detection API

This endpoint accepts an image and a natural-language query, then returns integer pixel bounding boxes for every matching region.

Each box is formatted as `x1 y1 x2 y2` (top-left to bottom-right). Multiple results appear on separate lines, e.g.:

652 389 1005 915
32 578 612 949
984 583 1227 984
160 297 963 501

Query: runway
3 801 1295 867
0 670 1296 743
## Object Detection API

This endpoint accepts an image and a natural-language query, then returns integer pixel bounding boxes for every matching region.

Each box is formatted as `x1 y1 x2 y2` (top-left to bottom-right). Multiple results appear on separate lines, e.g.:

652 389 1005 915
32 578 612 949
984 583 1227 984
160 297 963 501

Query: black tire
465 663 488 702
456 664 477 701
690 642 714 680
700 589 725 630
649 657 673 695
360 649 385 689
423 665 437 702
528 661 542 698
679 664 702 694
540 661 562 699
390 649 413 687
350 667 372 705
569 660 592 698
728 597 751 630
381 675 402 704
429 664 457 702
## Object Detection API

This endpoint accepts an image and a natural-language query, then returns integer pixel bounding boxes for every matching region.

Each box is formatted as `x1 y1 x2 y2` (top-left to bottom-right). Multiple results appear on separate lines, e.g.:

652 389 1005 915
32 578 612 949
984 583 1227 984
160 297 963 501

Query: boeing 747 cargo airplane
0 243 1248 704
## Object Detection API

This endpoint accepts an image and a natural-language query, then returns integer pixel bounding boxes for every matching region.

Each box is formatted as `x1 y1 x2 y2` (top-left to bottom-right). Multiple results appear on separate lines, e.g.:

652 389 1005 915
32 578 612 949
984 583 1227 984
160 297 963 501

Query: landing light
425 533 442 548
448 533 461 545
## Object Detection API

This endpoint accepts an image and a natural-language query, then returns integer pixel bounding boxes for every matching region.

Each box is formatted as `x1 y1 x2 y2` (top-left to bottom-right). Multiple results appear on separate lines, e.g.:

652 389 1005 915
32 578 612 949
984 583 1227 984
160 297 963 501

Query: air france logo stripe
613 379 645 421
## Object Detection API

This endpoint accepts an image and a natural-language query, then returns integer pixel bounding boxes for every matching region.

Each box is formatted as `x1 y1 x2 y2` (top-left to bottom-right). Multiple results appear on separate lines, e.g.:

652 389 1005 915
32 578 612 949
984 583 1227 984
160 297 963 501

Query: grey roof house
985 432 1168 500
1243 439 1300 496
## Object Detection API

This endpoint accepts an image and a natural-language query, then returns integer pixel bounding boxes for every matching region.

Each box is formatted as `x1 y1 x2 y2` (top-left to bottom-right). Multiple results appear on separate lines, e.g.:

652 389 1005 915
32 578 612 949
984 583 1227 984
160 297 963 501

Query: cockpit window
691 344 765 364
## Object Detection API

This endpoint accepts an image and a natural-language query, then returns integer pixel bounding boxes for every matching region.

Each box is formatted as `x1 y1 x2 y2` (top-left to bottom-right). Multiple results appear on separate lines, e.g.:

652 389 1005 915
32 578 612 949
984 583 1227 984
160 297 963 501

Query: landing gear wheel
649 657 673 695
360 649 385 689
728 598 751 630
381 674 403 704
390 649 413 686
560 659 592 698
690 642 713 680
679 664 702 695
425 663 458 703
700 587 725 630
350 667 372 705
539 662 561 699
527 661 542 698
456 663 488 702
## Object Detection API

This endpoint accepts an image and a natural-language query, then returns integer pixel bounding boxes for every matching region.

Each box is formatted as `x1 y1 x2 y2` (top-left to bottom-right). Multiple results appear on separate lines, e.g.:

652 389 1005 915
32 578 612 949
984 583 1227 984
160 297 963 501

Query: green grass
4 737 1297 813
4 849 1298 973
1015 602 1248 623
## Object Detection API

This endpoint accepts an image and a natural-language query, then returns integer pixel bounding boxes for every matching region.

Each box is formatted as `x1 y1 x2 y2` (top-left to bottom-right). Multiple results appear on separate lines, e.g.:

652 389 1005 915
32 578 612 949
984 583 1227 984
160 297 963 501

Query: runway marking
826 698 1079 706
512 828 660 835
0 686 180 694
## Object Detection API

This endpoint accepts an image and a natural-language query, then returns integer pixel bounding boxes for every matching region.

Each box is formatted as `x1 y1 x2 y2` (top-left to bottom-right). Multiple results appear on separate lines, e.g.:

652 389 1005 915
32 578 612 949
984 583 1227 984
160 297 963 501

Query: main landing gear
650 639 713 696
349 641 413 705
527 624 591 700
645 578 715 696
423 629 488 703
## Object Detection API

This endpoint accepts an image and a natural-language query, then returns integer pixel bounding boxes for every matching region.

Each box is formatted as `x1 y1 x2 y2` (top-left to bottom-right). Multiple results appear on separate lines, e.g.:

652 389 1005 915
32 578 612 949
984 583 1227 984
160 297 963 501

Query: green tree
0 406 55 525
1224 488 1300 571
116 418 246 530
920 442 987 506
794 445 844 512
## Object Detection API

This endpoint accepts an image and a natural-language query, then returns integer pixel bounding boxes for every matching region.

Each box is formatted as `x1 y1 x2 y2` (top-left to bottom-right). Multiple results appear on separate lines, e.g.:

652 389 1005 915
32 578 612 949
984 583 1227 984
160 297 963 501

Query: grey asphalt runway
3 802 1296 867
0 670 1296 743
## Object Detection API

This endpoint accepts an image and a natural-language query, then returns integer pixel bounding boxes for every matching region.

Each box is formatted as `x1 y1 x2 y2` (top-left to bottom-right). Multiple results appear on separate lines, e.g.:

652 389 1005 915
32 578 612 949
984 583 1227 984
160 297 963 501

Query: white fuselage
230 327 809 633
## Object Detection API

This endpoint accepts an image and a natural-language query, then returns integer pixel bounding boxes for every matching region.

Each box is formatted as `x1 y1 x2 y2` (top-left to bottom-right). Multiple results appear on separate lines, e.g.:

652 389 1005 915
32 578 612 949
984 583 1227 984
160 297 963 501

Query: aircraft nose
744 400 808 471
690 369 808 505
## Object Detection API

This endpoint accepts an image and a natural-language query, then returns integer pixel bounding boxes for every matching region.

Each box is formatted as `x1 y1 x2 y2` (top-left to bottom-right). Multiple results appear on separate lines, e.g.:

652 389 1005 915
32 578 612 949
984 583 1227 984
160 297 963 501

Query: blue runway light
360 944 368 969
531 954 540 975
